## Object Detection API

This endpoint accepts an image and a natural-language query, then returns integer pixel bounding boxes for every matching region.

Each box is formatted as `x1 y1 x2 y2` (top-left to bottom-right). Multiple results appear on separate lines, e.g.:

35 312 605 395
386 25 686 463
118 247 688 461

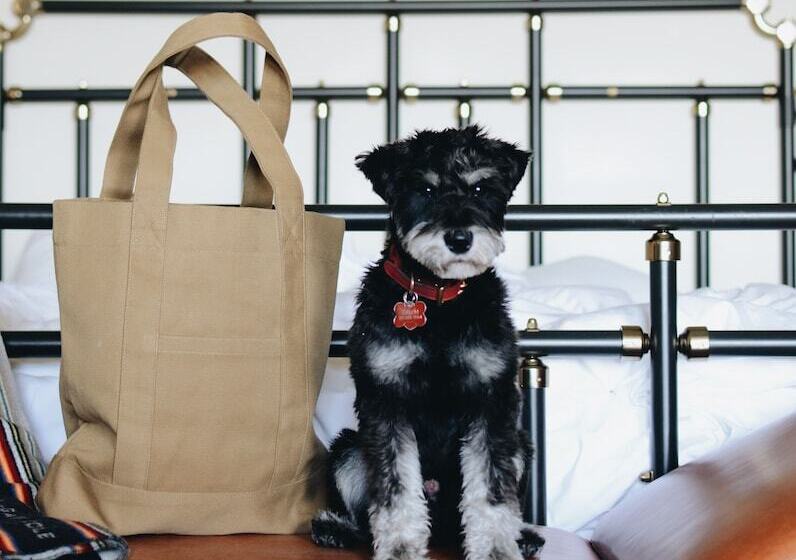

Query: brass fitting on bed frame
519 319 547 389
520 356 548 389
0 0 40 46
366 85 384 101
510 85 527 101
458 101 471 121
621 325 650 358
545 85 563 101
646 230 681 262
678 326 710 358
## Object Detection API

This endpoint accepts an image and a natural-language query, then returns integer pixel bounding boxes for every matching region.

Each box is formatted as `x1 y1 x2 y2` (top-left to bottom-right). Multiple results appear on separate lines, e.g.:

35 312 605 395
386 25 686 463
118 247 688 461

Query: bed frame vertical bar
242 36 257 178
76 102 90 198
695 99 710 287
646 230 680 479
386 14 400 142
520 352 547 526
529 13 543 266
315 100 329 204
780 45 794 286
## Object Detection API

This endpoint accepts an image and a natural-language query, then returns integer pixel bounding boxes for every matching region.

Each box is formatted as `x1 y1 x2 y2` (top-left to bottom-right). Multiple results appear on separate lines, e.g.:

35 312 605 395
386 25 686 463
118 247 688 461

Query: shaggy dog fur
311 126 545 560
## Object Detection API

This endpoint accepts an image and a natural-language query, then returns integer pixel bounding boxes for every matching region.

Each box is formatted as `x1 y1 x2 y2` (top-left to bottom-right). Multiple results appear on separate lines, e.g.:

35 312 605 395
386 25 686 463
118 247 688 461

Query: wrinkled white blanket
6 233 796 534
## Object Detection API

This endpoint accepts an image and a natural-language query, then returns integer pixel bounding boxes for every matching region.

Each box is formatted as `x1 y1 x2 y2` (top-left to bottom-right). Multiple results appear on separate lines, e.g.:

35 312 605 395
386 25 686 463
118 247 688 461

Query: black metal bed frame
1 0 796 528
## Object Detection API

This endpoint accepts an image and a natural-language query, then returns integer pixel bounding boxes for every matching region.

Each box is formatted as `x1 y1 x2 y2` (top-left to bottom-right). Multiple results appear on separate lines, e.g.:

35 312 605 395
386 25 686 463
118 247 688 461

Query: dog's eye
472 185 483 197
423 186 434 197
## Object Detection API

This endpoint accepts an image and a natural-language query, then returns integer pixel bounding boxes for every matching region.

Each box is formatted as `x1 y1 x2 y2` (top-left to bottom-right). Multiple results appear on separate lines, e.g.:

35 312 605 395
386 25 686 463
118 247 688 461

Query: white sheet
7 232 796 535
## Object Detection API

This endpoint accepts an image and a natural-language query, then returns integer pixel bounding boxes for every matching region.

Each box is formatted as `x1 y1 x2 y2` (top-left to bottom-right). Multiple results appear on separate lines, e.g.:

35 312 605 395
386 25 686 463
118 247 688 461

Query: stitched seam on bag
266 213 286 492
156 334 278 340
293 214 312 481
111 203 136 485
57 454 322 497
53 242 128 248
156 350 279 357
144 206 171 491
133 247 269 253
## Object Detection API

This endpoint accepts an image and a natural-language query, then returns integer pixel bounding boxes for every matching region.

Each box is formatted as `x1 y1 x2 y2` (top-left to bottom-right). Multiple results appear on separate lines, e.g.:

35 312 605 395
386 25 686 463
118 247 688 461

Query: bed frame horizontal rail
4 330 643 359
6 84 777 103
7 329 796 360
39 0 743 15
3 203 796 232
5 86 376 103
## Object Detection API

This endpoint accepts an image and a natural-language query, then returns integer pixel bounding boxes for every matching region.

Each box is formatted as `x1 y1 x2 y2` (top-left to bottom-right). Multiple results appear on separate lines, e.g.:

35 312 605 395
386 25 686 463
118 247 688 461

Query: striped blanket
0 337 127 560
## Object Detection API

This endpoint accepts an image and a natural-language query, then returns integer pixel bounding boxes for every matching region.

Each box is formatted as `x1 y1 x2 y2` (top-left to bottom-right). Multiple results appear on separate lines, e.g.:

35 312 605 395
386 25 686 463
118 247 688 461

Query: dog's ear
355 143 399 203
495 142 532 194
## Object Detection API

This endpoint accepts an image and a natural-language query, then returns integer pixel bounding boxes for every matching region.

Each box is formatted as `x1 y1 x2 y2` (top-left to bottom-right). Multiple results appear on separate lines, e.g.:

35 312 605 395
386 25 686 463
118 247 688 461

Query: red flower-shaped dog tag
393 300 427 330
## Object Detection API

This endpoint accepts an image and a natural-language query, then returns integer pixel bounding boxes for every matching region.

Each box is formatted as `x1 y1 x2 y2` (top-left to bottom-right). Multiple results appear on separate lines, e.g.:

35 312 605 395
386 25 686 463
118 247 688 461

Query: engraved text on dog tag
393 300 427 330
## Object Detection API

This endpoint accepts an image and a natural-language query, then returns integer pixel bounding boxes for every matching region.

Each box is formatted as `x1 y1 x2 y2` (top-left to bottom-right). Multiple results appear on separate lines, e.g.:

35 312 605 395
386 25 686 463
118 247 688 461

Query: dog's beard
400 223 505 279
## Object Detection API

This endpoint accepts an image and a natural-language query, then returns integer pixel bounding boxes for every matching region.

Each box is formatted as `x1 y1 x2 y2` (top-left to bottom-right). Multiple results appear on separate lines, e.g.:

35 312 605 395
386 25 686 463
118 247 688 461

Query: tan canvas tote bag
37 13 344 536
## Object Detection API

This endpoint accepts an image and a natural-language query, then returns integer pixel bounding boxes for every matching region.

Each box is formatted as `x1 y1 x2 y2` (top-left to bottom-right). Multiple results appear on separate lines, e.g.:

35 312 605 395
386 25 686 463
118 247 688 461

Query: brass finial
656 192 671 206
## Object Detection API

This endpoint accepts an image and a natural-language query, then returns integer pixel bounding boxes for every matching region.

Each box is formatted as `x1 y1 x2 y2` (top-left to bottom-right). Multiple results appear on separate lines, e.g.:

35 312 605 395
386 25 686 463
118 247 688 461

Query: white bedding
6 232 796 535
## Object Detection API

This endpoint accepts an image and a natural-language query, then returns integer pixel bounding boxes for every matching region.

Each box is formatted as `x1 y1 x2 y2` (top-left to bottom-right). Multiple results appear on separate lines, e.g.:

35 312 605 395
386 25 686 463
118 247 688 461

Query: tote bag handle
120 45 306 223
100 12 292 208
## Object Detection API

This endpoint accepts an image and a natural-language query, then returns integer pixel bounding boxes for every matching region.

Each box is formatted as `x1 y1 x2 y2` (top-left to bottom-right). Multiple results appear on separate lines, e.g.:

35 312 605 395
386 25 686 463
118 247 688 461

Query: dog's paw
374 545 430 560
485 544 524 560
310 511 359 548
463 535 524 560
517 526 545 559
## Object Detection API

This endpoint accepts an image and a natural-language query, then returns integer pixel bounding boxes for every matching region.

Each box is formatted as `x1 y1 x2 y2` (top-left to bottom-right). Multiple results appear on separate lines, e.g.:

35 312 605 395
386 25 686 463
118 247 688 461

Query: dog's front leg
361 416 431 560
460 418 530 560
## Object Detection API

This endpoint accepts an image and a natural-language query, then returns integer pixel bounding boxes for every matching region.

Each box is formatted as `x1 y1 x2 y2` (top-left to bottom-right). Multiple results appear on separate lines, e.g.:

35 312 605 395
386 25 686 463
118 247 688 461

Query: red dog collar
383 245 466 304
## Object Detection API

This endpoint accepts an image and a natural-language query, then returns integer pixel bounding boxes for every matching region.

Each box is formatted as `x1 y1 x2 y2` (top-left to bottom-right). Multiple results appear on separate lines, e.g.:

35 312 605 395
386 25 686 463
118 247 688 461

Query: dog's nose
444 229 473 254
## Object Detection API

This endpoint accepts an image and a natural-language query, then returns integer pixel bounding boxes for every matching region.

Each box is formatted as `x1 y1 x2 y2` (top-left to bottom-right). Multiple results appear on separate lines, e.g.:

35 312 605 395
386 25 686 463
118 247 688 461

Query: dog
311 125 545 560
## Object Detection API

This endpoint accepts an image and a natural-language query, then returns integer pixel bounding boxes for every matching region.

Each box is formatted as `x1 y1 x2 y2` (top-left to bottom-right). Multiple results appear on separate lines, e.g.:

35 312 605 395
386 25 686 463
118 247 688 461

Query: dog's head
356 125 530 279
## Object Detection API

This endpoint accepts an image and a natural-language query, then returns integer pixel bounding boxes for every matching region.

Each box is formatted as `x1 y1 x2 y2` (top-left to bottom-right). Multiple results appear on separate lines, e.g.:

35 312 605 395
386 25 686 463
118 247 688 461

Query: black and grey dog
311 126 545 560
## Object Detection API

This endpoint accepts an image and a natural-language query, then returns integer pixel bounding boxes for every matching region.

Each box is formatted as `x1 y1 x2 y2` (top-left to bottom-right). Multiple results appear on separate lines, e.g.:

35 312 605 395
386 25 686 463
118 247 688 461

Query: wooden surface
126 526 597 559
126 534 459 559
